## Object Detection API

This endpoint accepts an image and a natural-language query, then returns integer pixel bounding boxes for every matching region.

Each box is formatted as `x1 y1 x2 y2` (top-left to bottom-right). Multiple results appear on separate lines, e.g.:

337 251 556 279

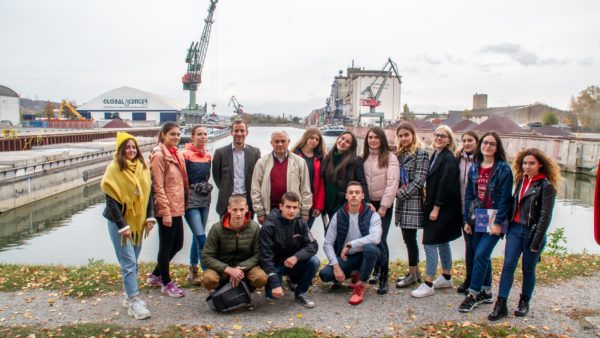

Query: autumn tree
542 111 558 125
43 101 55 119
570 85 600 130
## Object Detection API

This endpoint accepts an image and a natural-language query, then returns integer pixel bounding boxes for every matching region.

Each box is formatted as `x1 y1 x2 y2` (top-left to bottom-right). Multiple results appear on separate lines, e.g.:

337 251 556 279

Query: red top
477 166 493 208
270 157 288 209
513 173 546 223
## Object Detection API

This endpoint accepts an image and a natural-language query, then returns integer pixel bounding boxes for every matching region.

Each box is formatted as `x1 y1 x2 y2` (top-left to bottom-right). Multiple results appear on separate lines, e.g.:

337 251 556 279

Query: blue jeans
266 256 320 297
498 222 546 299
185 207 209 268
424 242 452 277
319 244 381 283
108 220 142 298
468 231 500 293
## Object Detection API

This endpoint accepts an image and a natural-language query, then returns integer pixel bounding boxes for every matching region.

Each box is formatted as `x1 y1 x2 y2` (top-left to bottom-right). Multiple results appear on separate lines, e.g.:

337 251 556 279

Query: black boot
514 294 530 317
377 272 388 295
488 297 508 321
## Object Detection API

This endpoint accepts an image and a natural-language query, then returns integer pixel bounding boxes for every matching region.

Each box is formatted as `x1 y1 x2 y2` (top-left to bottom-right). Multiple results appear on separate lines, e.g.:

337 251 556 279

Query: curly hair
512 148 561 188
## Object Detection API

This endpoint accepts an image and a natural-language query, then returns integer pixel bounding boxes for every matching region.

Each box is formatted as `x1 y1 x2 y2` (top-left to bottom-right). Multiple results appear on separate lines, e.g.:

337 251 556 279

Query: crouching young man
260 192 320 308
201 194 268 294
319 181 382 305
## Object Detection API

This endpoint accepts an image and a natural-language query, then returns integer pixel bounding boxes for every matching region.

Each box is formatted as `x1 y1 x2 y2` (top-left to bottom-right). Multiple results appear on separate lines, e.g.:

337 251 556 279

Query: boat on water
180 125 231 144
320 124 346 136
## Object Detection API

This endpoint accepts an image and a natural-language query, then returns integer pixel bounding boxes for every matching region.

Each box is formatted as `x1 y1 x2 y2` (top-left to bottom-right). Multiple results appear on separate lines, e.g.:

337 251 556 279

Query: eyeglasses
482 140 497 147
433 133 449 139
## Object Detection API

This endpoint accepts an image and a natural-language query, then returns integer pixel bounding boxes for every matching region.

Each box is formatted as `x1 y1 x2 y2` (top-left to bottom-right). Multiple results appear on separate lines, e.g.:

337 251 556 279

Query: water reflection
0 126 596 265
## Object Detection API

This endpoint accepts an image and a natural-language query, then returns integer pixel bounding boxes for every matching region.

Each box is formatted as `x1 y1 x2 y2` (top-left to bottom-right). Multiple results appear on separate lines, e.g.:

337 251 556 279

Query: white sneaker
411 283 434 298
432 275 453 289
121 296 130 309
128 297 151 320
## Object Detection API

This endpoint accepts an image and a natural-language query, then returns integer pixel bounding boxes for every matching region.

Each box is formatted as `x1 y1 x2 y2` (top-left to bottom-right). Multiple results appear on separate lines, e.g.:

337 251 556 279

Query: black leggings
152 216 184 285
401 228 419 267
372 200 392 275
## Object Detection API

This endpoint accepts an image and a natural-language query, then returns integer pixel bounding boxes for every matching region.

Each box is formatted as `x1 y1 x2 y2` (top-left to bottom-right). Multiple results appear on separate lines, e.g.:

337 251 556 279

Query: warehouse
77 86 182 125
0 85 20 126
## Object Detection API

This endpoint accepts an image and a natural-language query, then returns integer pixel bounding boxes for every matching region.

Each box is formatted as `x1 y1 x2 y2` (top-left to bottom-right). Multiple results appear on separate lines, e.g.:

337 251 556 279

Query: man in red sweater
251 130 312 225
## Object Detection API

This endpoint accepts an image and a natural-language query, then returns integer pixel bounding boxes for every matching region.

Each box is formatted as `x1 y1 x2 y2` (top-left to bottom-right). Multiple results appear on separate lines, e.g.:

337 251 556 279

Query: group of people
101 119 560 322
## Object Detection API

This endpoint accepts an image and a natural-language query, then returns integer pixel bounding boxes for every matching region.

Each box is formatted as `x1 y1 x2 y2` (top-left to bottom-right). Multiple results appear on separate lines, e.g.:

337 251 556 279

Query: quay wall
352 127 600 175
0 142 154 213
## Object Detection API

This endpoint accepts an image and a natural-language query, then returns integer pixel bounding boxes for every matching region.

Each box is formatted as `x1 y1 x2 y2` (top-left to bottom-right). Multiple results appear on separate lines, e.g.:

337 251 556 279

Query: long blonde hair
513 148 561 188
291 127 327 157
433 124 456 152
395 122 422 155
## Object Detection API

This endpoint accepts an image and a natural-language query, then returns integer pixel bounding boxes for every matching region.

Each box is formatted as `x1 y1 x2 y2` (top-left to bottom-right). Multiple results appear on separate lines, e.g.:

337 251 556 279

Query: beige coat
150 143 187 225
251 152 312 217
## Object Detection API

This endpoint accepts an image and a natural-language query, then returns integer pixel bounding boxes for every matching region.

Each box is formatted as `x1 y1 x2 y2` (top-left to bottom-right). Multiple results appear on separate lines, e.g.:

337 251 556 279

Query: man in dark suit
212 119 261 217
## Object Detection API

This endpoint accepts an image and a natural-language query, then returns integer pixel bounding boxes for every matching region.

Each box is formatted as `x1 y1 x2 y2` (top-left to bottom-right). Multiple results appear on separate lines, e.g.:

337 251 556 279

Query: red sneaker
349 271 361 289
349 283 365 305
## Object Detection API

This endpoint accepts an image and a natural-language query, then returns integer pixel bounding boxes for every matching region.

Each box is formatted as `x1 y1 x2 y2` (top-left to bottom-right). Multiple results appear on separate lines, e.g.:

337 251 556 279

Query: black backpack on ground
206 281 252 312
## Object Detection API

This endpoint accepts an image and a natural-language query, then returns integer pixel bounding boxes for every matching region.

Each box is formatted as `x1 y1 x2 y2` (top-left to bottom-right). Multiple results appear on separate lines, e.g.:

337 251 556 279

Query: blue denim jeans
319 244 381 283
107 220 142 298
498 222 546 299
185 207 209 268
265 256 320 297
424 242 453 277
468 231 500 293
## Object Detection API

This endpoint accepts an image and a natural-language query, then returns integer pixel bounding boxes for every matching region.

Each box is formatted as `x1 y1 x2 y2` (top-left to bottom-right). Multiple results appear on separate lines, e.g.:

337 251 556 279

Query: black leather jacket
511 178 556 251
102 193 155 230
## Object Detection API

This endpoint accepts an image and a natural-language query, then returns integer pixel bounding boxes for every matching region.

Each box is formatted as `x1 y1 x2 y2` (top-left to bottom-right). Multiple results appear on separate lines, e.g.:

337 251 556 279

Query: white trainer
432 275 453 289
121 296 130 309
411 283 434 298
128 297 151 320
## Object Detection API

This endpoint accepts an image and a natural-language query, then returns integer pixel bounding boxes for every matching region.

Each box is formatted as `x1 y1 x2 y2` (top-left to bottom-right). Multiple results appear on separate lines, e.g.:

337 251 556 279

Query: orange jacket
150 143 188 225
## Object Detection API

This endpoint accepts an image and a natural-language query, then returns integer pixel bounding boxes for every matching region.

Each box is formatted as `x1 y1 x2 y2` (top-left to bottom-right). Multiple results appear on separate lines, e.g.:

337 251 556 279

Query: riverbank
1 255 599 337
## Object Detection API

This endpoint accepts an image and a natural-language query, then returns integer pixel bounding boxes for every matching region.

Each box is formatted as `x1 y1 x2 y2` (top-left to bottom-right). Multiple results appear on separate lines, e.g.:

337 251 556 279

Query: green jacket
201 217 262 274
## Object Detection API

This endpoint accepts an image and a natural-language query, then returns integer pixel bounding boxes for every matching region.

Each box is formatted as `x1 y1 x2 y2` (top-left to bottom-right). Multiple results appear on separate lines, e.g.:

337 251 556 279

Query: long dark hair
325 131 358 182
116 138 147 170
362 127 391 168
474 131 507 163
157 121 180 144
455 130 480 160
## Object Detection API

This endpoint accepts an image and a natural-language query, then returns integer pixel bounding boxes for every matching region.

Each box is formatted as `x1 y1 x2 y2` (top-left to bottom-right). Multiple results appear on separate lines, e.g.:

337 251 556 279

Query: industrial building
324 60 402 126
0 85 20 126
77 86 182 125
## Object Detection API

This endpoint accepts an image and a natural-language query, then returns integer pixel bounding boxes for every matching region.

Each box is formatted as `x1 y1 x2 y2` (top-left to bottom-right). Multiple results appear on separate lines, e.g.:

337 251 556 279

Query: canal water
0 126 597 265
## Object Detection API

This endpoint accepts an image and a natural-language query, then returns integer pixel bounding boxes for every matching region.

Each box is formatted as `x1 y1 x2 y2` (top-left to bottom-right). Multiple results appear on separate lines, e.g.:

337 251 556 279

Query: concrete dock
0 138 155 213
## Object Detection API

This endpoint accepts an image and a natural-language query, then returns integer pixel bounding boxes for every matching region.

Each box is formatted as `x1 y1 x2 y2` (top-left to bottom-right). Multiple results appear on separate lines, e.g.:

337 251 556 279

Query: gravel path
1 273 599 337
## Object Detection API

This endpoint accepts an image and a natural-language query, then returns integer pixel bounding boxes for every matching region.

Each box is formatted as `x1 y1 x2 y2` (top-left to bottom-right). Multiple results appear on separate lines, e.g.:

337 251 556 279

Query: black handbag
191 181 213 196
206 281 252 312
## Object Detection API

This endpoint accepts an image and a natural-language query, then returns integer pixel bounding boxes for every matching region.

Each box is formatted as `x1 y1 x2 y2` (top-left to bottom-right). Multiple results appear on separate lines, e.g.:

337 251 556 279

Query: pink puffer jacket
363 150 400 208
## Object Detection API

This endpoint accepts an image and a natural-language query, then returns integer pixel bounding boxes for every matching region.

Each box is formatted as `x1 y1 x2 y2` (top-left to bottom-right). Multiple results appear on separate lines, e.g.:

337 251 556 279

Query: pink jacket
150 143 188 225
363 150 400 209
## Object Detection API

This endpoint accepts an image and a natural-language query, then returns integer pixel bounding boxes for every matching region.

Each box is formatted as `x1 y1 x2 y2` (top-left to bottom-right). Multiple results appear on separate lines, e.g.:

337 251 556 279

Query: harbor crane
181 0 218 122
228 96 244 115
359 57 402 126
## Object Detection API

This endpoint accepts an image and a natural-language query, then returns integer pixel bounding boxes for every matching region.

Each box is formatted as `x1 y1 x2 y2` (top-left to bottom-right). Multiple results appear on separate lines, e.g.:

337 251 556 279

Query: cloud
578 56 594 67
480 43 569 67
416 55 442 65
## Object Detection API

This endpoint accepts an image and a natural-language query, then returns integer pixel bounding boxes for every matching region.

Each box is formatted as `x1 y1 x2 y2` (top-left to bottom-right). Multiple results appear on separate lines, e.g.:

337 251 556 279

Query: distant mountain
20 98 60 114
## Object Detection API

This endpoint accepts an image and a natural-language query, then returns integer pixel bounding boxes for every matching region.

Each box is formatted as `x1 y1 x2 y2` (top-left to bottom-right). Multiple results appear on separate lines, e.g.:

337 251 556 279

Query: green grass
0 324 325 338
409 321 545 337
1 254 599 298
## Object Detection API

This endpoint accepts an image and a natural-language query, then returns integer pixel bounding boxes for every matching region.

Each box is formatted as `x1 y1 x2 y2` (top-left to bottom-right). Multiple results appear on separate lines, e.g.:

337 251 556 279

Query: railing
0 142 155 183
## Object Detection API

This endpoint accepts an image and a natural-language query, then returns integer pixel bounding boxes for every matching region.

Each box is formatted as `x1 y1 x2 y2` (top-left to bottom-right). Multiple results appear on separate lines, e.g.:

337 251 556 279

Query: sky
1 0 599 116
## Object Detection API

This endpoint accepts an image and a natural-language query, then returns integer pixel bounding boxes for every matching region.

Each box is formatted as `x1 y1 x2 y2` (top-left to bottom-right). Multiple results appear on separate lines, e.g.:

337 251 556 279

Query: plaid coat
394 148 429 229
